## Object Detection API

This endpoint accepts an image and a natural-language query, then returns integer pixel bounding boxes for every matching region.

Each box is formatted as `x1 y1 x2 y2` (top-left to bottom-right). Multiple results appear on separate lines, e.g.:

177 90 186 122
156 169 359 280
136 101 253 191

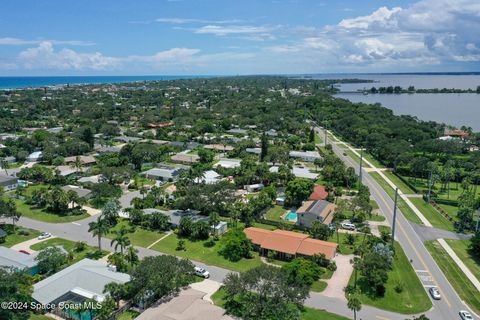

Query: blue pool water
285 211 298 222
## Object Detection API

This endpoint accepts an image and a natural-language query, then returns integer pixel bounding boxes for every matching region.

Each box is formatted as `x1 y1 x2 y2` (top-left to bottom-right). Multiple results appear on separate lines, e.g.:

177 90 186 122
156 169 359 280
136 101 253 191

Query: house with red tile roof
244 227 337 260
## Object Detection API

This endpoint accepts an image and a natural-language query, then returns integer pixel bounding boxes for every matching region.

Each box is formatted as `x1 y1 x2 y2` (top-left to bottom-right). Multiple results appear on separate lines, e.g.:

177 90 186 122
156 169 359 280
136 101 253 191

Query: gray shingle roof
0 247 38 269
33 258 131 305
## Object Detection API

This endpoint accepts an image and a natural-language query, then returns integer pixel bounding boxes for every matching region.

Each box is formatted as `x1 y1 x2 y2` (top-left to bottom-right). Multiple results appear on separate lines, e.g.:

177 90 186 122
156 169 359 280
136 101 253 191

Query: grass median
425 240 480 314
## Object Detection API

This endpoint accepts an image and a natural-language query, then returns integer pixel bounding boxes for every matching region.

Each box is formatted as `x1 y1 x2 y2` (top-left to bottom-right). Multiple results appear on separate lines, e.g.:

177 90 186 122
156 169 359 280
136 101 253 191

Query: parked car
38 232 52 240
18 250 30 255
429 287 441 300
459 310 473 320
194 266 210 279
341 223 355 231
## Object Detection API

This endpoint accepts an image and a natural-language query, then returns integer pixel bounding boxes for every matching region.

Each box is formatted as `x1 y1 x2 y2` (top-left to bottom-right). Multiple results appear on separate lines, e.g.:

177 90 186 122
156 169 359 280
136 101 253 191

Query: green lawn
409 198 454 231
369 172 423 225
314 133 323 144
383 171 416 194
13 198 90 223
116 310 140 320
311 280 328 292
30 238 107 265
445 239 480 286
438 203 459 218
29 314 55 320
212 287 348 320
425 240 480 314
328 231 365 255
343 149 372 169
265 205 289 223
406 177 480 203
151 233 263 272
0 224 41 247
105 219 165 248
350 242 431 314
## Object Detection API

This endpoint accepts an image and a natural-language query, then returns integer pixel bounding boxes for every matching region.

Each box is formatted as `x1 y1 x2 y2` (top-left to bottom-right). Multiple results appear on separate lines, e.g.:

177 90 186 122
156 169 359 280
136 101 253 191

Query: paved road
316 126 477 320
412 224 473 242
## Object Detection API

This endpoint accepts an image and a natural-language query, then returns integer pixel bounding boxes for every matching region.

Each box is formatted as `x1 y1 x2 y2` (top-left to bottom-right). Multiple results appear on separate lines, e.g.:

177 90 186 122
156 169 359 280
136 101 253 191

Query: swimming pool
285 211 298 222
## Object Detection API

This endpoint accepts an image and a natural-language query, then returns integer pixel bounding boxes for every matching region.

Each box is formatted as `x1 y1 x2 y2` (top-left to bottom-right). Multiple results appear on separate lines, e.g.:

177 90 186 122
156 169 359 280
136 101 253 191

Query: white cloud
18 42 118 70
194 25 272 36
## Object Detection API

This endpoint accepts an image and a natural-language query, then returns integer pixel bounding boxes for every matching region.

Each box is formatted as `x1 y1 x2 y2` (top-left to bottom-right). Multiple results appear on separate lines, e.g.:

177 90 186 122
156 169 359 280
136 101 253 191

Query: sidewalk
10 236 57 253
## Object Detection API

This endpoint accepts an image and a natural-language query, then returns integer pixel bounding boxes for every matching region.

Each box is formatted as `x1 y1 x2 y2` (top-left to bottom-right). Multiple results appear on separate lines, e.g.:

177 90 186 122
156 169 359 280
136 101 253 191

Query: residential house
141 165 187 182
77 175 101 184
308 185 329 201
26 151 43 162
214 158 241 169
289 151 321 162
171 153 200 165
227 128 247 135
245 147 261 155
0 247 38 274
204 144 234 152
61 185 92 199
0 228 6 242
32 259 130 306
245 183 265 193
0 175 18 191
55 165 85 177
64 155 97 166
292 166 318 180
244 228 337 260
195 170 222 184
297 200 335 228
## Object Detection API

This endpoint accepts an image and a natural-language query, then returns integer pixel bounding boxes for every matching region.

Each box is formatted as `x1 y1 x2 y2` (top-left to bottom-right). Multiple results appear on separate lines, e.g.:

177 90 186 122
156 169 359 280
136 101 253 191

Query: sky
1 0 480 76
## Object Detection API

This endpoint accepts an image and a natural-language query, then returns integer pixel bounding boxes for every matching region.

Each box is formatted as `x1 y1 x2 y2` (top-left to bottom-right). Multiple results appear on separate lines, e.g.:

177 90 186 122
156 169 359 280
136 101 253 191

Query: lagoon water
309 73 480 131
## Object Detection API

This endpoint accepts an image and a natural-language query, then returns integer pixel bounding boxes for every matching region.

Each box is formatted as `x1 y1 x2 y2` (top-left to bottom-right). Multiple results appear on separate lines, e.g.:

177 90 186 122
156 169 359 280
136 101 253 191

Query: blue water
0 75 213 89
285 211 298 222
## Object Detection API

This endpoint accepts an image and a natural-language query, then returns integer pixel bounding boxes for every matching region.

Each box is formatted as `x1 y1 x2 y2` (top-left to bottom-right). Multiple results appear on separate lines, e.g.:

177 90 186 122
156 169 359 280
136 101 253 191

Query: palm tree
0 157 9 175
347 293 362 320
209 212 220 235
125 246 139 267
111 225 131 254
103 282 125 308
88 216 110 251
71 156 83 173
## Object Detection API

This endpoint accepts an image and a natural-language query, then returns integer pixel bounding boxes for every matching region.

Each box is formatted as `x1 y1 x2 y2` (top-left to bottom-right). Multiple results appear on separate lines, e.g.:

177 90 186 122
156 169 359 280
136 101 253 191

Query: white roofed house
0 247 39 275
32 259 130 312
26 151 43 162
141 164 188 182
289 151 321 162
213 158 241 169
194 170 222 184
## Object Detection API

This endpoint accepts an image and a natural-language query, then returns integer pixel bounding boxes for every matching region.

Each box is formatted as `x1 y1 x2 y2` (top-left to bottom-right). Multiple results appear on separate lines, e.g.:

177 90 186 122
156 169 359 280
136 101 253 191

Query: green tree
285 178 314 206
282 258 322 287
110 225 131 254
347 293 362 320
260 133 269 162
309 221 334 241
223 265 309 320
218 229 252 262
35 246 67 275
0 266 33 320
102 199 121 226
129 255 195 307
125 246 139 267
103 282 126 308
470 231 480 258
178 217 193 237
0 198 21 233
88 216 110 251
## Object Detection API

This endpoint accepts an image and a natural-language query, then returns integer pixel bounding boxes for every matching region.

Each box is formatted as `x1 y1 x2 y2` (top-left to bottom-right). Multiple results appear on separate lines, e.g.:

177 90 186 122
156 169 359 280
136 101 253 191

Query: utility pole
391 187 399 248
358 149 363 188
427 171 433 202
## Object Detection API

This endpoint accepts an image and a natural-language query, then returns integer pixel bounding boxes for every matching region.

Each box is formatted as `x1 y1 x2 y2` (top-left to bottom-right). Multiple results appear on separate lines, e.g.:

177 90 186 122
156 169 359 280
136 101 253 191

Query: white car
459 310 473 320
341 223 355 231
37 232 52 240
194 266 210 279
428 287 441 300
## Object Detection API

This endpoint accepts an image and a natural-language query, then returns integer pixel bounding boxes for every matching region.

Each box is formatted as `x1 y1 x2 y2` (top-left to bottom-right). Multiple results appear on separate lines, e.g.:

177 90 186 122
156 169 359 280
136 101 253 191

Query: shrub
18 229 30 236
176 239 186 251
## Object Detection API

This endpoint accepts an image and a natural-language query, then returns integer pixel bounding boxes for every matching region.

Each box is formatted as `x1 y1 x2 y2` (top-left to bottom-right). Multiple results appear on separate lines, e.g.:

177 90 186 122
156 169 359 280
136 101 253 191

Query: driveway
119 190 141 208
10 236 57 253
321 254 353 300
190 279 222 303
135 288 233 320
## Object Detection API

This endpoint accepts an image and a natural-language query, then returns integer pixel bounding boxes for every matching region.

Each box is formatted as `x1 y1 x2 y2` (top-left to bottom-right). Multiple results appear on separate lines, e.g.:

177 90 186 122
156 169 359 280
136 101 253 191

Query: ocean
0 75 212 89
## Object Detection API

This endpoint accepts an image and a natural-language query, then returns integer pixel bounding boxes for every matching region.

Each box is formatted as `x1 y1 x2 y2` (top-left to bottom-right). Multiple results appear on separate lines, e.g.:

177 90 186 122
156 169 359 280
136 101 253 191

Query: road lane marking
375 316 391 320
415 270 429 273
71 222 81 226
368 180 452 308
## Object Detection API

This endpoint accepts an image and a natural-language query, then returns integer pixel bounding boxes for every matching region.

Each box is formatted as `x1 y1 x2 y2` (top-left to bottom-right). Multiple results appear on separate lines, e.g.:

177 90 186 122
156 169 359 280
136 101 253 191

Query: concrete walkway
437 238 480 292
321 254 353 300
10 236 57 253
146 230 173 249
82 205 101 216
190 279 223 303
